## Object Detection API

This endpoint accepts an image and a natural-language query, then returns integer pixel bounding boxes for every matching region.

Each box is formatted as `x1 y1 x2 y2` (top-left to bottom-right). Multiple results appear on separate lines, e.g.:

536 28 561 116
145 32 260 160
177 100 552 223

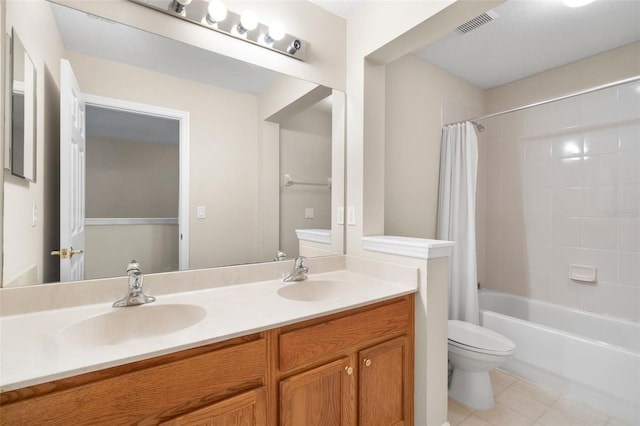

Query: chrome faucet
274 250 287 261
283 256 309 282
113 260 156 307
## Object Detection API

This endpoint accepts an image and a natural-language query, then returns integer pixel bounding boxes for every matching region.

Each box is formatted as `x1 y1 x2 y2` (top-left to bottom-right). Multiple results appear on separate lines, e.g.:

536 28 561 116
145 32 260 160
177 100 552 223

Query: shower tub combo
478 290 639 424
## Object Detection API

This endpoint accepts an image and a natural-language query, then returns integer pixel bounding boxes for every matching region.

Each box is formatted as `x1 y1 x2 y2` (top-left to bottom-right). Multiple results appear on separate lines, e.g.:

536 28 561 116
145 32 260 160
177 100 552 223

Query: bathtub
478 290 640 424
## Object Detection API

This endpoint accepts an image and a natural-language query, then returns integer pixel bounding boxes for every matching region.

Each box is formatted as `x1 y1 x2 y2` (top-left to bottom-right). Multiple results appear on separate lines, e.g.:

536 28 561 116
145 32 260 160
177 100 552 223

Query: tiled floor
448 369 630 426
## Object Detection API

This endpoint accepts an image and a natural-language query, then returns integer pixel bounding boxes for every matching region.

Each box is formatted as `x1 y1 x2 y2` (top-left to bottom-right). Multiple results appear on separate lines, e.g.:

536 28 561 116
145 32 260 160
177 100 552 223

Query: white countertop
0 269 416 392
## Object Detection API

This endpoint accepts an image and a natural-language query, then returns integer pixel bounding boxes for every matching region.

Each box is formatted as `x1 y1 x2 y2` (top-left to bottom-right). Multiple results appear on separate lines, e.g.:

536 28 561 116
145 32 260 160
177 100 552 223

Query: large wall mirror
1 0 345 287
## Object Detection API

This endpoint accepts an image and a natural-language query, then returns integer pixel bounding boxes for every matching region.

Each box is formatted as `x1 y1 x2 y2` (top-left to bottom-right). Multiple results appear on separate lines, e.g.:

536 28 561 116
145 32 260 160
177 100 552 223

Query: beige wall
487 42 640 113
86 136 178 218
384 54 486 239
279 106 332 257
85 224 178 279
3 0 64 285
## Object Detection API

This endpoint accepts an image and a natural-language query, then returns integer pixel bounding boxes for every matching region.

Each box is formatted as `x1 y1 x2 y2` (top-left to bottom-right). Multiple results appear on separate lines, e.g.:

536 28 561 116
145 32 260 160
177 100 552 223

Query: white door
57 59 86 282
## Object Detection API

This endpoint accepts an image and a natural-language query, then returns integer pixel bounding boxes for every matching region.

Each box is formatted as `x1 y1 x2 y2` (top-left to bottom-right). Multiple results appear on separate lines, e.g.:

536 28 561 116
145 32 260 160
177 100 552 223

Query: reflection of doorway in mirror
82 98 189 280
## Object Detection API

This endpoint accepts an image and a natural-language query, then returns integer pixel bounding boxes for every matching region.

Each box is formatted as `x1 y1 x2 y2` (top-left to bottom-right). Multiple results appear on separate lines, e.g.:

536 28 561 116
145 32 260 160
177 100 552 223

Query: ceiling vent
455 10 498 35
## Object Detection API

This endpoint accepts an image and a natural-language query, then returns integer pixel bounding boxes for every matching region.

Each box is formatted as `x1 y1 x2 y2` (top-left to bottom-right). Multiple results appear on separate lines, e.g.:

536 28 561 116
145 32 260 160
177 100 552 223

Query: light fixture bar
128 0 307 61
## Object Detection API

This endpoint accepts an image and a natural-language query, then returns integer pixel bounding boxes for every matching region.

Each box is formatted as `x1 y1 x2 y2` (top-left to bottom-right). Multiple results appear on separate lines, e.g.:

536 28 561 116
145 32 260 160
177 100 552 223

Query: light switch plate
305 208 314 219
347 206 356 226
197 206 206 219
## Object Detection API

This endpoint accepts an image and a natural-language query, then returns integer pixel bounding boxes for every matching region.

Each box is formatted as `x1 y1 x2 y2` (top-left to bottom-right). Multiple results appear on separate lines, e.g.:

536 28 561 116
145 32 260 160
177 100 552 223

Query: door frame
84 94 190 271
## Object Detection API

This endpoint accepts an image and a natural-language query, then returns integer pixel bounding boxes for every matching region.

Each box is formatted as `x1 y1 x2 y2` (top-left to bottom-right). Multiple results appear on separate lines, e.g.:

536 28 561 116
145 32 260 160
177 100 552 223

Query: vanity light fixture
129 0 307 61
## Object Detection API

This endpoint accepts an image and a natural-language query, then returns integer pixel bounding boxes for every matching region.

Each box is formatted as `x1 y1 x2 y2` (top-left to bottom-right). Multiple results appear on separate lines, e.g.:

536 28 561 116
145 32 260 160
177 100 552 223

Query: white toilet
448 320 516 410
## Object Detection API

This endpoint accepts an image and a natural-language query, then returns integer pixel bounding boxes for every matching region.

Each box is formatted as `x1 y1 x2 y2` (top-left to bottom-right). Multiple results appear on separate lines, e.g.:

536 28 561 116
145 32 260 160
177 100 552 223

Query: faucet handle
293 256 306 268
126 260 141 274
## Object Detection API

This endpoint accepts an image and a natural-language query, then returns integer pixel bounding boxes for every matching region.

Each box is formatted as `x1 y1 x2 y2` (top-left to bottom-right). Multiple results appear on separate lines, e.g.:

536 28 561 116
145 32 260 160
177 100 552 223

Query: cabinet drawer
1 337 267 425
279 298 410 373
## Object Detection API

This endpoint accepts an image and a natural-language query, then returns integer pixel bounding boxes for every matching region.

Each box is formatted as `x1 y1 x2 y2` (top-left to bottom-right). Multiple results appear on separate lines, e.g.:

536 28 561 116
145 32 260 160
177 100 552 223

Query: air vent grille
456 10 498 35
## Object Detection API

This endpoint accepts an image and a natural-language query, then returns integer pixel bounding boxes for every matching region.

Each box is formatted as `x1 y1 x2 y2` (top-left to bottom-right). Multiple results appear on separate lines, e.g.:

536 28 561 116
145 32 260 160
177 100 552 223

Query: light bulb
240 10 258 31
268 22 285 41
207 0 227 22
562 0 595 7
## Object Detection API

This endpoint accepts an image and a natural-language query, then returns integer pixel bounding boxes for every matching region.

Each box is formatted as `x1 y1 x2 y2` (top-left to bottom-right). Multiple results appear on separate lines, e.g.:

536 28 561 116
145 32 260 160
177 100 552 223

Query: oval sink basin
57 304 207 346
277 280 350 302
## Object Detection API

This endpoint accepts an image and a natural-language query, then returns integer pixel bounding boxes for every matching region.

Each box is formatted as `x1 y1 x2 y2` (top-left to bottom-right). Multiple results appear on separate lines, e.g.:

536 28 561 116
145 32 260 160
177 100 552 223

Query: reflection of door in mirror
56 60 188 282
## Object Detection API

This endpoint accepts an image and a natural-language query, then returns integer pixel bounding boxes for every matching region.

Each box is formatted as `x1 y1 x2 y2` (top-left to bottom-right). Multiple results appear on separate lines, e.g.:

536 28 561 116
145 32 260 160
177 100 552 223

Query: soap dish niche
568 264 597 283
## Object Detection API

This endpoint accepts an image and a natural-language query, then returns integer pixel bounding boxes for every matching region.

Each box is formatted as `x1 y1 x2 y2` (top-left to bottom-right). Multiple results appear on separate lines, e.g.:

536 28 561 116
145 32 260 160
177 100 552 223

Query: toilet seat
448 320 515 356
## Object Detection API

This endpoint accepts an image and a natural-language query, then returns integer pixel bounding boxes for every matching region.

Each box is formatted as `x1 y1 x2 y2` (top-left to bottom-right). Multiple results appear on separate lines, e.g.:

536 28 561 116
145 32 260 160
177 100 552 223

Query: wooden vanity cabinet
275 295 414 426
0 334 268 425
0 294 414 426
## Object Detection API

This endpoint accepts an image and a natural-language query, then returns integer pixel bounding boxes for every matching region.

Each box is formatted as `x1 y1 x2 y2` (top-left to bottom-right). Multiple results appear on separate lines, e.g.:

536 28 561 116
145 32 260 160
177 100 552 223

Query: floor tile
460 415 491 426
448 370 617 426
551 396 610 426
449 398 473 426
509 378 560 406
492 378 510 397
536 407 589 426
490 368 518 387
475 402 533 426
496 388 548 420
605 417 630 426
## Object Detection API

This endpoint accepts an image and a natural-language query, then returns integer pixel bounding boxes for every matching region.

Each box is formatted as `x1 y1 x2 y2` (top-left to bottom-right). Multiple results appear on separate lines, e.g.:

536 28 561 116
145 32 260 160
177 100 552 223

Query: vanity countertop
0 269 417 392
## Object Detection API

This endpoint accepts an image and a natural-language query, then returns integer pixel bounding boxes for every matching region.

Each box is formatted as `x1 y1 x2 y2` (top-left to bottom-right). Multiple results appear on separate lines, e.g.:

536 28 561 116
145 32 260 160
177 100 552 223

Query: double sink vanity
0 256 417 424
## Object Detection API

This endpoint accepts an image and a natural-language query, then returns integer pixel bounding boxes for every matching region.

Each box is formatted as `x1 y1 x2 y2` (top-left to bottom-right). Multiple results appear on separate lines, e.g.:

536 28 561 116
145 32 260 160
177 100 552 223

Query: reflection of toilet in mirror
447 320 515 410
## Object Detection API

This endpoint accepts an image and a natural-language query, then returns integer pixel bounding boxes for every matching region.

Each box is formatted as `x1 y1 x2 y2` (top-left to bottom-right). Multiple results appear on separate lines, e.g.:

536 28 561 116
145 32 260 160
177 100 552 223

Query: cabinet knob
345 366 353 375
364 359 372 367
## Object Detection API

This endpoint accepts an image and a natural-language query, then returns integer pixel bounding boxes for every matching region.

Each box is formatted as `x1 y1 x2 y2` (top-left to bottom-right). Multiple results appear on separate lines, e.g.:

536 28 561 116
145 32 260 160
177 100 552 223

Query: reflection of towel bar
284 174 331 189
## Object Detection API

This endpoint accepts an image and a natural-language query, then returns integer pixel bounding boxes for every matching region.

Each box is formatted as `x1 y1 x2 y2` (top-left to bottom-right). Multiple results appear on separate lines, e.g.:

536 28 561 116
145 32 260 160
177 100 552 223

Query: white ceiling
414 0 640 89
305 0 640 89
306 0 367 18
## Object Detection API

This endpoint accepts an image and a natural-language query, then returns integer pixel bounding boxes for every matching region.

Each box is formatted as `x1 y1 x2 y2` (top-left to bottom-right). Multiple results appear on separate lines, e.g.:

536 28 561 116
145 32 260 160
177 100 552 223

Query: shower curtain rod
445 120 486 132
472 75 640 122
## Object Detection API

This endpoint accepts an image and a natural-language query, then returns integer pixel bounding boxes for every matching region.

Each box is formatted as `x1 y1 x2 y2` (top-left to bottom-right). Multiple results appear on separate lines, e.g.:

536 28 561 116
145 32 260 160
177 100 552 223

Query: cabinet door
359 337 411 426
280 357 355 426
161 387 267 426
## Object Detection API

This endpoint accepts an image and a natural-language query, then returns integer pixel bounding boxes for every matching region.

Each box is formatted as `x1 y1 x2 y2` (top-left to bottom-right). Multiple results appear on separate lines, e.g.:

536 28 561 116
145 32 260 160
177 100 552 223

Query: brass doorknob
364 359 372 367
50 247 83 259
345 366 353 375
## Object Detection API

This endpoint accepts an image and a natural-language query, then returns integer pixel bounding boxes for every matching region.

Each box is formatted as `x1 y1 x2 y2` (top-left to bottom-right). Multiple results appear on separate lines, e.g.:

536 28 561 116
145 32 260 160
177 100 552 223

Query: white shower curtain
437 121 479 324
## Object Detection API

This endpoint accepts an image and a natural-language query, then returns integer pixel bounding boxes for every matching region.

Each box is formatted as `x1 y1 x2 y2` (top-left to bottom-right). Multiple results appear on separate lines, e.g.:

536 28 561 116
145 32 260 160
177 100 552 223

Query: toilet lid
448 320 515 353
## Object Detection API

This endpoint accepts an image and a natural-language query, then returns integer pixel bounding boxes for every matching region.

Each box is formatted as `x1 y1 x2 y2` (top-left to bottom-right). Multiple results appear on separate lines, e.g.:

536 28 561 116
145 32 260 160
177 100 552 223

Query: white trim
86 217 178 226
295 228 331 244
84 94 190 271
362 235 455 260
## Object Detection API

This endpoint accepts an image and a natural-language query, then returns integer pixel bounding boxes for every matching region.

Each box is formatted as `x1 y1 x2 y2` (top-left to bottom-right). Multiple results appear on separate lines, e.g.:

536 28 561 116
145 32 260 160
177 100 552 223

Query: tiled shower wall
478 81 640 321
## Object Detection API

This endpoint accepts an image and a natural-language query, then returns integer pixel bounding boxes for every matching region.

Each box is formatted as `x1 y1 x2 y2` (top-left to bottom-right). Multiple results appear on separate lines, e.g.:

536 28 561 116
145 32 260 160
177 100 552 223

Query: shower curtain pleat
437 121 479 324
